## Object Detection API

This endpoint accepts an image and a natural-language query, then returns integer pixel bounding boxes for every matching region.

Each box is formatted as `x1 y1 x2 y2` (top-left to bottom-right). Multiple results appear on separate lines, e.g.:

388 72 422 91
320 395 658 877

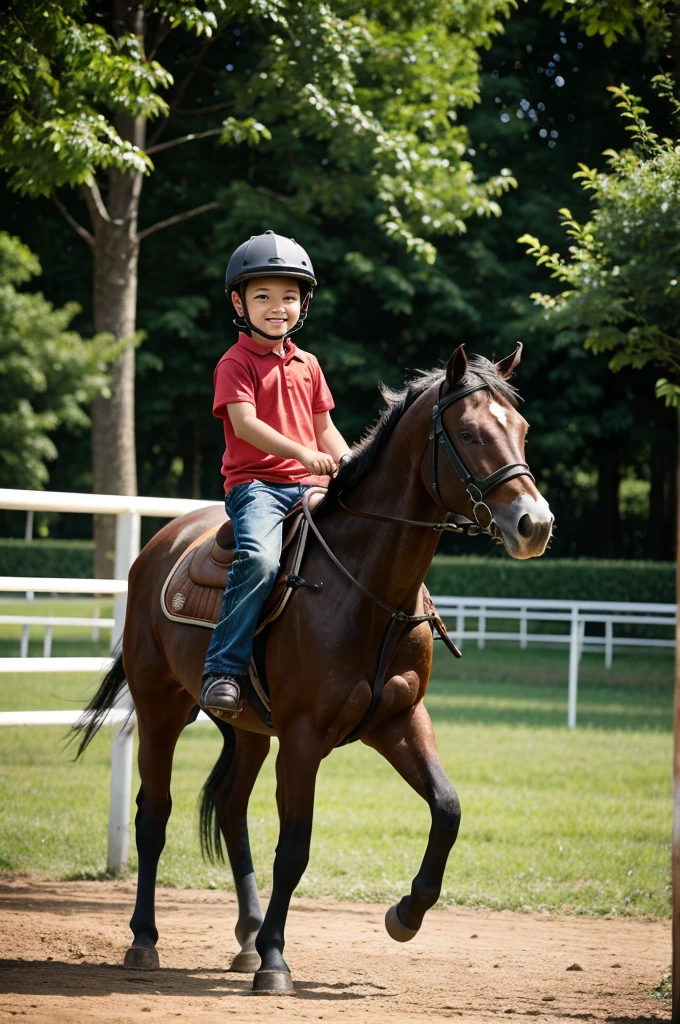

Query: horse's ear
495 342 523 380
446 345 468 388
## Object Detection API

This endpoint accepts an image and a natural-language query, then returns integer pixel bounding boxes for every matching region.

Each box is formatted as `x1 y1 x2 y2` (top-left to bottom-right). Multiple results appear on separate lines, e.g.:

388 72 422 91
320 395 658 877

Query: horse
75 343 553 994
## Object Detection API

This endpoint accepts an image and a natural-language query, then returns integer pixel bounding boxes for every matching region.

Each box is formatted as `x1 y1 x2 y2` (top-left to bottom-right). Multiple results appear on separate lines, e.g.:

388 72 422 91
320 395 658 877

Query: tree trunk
597 446 620 558
91 1 145 579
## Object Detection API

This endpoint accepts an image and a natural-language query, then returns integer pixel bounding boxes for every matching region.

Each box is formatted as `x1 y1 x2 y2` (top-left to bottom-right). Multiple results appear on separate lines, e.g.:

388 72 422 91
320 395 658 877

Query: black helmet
225 230 316 293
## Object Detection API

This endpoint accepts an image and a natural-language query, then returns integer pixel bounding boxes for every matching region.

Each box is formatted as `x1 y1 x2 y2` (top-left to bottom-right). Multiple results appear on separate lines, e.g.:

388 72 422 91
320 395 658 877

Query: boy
201 230 350 717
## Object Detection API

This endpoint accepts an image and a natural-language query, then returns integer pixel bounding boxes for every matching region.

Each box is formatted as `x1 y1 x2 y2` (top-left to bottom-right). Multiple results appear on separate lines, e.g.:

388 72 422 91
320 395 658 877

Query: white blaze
489 401 508 426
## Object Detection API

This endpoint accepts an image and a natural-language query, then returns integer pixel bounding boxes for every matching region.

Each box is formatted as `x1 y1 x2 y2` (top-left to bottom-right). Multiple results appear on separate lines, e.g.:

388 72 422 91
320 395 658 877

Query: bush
0 539 94 579
426 556 674 604
0 540 674 605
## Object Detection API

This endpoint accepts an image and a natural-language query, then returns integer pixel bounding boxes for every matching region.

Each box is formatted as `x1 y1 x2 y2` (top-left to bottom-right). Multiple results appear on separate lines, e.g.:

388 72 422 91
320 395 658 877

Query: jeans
202 480 312 678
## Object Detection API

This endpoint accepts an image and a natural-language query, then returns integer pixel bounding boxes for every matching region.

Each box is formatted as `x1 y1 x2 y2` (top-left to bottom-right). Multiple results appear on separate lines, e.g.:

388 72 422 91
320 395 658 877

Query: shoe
200 673 245 719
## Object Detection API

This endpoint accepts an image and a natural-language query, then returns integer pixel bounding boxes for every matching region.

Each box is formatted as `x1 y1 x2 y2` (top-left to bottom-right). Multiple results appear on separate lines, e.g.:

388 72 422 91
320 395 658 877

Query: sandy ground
0 878 671 1023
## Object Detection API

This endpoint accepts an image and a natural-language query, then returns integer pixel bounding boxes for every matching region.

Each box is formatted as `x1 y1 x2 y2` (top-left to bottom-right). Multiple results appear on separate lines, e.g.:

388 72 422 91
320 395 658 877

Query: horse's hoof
385 904 419 943
230 949 261 973
124 945 159 970
252 969 295 994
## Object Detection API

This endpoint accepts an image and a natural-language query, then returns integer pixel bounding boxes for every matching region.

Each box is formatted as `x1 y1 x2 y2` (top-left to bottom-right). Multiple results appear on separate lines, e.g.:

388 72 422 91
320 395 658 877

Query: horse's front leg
363 700 461 941
253 723 322 994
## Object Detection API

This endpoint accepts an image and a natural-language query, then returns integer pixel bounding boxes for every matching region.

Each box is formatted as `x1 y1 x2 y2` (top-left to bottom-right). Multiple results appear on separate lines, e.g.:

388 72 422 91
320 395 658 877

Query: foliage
0 539 94 577
0 0 517 255
0 232 111 488
541 0 677 54
519 76 680 407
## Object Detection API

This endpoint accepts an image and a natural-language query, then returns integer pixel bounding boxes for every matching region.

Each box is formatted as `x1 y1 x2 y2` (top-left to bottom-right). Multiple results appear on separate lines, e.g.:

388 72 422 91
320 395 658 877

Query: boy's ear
231 289 244 316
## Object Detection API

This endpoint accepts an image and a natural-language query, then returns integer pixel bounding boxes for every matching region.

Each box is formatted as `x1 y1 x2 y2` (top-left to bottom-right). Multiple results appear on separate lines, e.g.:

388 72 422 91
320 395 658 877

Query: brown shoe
200 673 243 719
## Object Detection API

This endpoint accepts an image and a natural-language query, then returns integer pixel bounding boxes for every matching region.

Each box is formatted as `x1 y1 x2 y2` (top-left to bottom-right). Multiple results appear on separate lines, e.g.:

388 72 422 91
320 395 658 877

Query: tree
0 0 517 573
0 232 110 489
519 75 680 1019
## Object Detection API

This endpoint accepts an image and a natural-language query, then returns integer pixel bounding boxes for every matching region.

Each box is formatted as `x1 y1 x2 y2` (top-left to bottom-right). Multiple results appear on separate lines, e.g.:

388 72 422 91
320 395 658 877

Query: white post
478 609 486 650
519 605 527 650
456 607 465 651
20 510 34 657
605 619 613 669
91 606 101 643
578 618 585 663
568 605 579 730
42 625 52 658
107 509 141 874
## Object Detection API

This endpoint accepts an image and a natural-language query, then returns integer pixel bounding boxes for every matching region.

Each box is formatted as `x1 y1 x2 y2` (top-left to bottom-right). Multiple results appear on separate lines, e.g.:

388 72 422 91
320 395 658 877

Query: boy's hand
297 448 337 477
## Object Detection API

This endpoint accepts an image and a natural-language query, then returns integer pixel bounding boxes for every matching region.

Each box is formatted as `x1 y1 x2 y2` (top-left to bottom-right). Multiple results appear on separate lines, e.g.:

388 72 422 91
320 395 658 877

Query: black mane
319 355 519 516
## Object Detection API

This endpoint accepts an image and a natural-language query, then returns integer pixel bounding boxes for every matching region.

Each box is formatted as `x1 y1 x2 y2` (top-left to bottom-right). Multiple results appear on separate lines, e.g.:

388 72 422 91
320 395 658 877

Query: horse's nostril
518 513 534 539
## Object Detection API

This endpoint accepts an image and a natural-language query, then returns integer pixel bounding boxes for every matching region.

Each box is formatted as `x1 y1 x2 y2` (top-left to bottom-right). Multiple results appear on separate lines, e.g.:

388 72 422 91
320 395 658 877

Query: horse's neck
339 391 442 610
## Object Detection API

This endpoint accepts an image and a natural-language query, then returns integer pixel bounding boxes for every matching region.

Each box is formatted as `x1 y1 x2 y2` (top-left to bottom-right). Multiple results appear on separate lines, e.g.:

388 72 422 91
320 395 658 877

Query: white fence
0 488 675 872
0 488 221 873
430 596 675 730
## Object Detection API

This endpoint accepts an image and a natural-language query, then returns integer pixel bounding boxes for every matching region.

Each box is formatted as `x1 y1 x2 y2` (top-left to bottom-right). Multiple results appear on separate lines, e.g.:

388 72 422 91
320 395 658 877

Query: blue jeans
203 481 311 678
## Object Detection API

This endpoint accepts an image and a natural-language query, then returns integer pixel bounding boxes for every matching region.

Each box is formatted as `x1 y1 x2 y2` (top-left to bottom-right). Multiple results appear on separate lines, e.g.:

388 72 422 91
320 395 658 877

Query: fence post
605 619 613 669
107 509 141 874
478 608 486 650
20 510 34 657
455 606 465 651
519 605 527 650
578 618 585 662
568 605 579 730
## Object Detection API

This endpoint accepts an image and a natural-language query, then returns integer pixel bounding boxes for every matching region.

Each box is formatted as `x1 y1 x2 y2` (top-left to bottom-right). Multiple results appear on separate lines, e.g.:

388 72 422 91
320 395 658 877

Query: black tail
71 644 128 759
199 718 236 863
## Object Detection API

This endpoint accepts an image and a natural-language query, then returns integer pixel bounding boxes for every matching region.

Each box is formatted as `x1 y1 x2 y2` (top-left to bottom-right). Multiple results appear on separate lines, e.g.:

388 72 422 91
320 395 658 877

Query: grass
0 600 673 917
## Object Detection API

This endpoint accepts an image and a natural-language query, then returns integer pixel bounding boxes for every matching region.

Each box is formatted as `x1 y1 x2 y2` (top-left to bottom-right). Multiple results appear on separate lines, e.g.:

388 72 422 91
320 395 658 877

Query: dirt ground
0 878 671 1024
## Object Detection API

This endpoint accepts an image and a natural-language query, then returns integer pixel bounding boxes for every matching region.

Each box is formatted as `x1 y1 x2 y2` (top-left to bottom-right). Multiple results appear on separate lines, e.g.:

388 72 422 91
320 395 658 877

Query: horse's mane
319 354 519 516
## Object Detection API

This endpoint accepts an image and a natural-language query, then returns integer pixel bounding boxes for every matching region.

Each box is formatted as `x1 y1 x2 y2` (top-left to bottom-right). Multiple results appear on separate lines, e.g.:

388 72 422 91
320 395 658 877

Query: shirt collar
236 331 301 362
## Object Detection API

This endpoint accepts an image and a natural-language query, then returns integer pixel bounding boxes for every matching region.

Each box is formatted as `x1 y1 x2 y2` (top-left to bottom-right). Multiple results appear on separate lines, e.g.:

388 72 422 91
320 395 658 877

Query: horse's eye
459 430 474 444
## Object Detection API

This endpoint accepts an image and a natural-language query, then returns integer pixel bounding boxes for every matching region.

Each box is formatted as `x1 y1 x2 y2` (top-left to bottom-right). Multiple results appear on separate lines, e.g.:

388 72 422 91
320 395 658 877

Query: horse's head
421 343 553 559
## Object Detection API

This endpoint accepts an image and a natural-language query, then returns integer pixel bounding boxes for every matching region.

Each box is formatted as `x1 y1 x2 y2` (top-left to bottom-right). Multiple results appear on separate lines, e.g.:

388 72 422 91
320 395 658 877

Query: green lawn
0 604 673 917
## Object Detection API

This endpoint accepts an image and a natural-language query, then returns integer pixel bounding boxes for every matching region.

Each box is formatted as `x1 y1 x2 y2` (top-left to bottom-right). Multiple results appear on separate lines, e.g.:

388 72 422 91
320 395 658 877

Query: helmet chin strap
234 287 313 342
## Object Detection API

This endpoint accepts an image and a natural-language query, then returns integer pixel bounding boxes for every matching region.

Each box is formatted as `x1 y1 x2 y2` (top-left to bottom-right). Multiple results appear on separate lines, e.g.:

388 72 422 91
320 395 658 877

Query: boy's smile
232 276 302 349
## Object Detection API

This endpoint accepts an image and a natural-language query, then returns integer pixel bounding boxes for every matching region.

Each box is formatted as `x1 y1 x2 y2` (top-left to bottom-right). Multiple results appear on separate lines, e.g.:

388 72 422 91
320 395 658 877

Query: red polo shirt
213 332 335 493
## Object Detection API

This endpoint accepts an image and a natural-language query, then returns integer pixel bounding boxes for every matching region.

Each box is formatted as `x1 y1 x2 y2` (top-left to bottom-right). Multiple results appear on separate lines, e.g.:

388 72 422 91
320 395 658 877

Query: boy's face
232 276 301 347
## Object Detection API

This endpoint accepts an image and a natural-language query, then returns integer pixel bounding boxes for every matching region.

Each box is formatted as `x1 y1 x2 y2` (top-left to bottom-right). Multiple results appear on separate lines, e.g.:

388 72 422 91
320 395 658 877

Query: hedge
0 540 674 604
0 539 94 579
425 556 675 604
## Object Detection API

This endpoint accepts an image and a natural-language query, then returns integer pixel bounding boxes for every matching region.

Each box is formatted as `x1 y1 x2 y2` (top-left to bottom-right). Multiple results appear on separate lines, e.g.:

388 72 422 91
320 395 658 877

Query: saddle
161 488 328 632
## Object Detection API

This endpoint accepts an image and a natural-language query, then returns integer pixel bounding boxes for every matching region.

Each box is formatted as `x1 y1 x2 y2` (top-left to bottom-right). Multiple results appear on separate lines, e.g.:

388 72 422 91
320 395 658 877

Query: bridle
301 375 535 627
424 379 534 534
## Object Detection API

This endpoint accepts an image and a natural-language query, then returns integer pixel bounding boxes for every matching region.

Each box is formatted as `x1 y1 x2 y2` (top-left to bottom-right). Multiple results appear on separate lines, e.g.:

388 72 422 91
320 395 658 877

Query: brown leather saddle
161 488 327 632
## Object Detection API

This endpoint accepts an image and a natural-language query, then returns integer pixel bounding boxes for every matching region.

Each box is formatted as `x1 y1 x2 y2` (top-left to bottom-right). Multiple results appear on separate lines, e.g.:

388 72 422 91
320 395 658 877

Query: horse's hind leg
200 723 271 972
124 692 190 970
363 701 461 942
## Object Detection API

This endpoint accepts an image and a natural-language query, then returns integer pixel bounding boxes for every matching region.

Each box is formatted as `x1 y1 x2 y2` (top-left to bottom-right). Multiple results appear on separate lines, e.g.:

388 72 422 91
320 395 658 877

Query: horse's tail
71 644 129 759
199 718 236 864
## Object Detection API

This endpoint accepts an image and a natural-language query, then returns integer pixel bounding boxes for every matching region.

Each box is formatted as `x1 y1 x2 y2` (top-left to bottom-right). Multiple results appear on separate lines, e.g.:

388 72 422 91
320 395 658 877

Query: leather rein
301 378 534 630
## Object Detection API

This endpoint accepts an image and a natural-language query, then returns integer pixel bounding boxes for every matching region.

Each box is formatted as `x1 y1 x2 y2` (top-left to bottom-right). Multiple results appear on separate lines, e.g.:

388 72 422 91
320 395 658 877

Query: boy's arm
228 402 337 477
313 411 351 464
